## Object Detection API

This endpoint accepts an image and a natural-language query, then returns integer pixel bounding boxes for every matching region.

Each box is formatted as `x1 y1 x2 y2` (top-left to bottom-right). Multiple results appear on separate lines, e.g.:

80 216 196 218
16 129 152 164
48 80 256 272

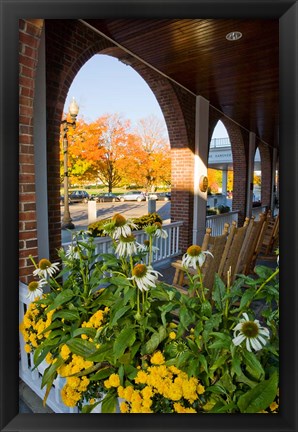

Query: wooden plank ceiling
84 19 279 149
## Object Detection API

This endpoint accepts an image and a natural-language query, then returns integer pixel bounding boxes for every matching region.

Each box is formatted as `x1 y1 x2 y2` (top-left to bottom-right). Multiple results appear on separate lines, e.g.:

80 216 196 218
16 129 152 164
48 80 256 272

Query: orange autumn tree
60 114 130 190
131 115 171 191
96 114 131 192
60 113 171 191
60 115 107 186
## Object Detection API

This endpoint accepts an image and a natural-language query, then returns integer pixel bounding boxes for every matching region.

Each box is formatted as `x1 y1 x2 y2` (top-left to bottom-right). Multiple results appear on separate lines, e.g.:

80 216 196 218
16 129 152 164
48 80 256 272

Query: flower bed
20 214 279 414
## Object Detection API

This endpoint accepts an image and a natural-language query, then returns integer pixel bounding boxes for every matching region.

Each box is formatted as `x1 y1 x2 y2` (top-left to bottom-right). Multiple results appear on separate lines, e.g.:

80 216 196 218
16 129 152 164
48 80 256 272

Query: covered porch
1 1 297 428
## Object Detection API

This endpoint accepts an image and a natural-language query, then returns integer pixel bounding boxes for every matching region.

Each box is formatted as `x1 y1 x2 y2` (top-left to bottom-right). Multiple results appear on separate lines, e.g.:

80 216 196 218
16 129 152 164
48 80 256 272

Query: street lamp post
61 97 79 230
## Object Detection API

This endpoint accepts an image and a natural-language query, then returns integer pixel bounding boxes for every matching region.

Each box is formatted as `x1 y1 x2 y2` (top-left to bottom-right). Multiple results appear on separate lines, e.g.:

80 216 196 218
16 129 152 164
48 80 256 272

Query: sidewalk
19 379 53 413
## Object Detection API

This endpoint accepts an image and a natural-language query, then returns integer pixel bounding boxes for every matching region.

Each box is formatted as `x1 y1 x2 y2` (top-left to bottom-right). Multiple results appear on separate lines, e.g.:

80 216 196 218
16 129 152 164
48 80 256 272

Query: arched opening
60 54 172 239
207 120 233 212
253 148 261 206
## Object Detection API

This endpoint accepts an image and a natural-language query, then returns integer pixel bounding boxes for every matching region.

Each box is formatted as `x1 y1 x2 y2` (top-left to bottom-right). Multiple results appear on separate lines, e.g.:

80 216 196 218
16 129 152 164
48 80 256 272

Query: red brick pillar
19 19 44 284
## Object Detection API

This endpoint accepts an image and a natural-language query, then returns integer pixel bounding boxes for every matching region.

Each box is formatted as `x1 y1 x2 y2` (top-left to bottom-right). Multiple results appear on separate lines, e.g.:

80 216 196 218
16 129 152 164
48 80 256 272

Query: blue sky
65 54 228 139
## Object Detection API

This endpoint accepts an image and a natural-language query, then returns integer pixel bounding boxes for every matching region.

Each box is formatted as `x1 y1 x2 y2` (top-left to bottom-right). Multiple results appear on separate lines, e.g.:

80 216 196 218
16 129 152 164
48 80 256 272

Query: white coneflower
115 234 138 257
137 240 159 253
104 214 137 240
232 313 270 352
65 244 81 260
181 245 213 269
33 258 60 278
153 222 168 239
26 279 47 301
129 264 162 292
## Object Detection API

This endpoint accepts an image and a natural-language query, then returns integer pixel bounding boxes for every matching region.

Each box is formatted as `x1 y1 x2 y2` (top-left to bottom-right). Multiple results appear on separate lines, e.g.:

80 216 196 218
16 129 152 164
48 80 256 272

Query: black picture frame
1 1 297 431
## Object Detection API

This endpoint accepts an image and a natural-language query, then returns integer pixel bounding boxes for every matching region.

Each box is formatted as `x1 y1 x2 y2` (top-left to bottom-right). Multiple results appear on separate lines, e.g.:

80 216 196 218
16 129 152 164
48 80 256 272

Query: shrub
88 212 163 237
216 205 230 214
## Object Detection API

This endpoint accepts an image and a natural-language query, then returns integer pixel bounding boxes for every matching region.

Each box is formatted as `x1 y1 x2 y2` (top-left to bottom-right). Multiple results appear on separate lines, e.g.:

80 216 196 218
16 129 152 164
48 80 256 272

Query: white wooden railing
206 211 239 235
19 281 79 413
61 221 184 267
252 205 267 220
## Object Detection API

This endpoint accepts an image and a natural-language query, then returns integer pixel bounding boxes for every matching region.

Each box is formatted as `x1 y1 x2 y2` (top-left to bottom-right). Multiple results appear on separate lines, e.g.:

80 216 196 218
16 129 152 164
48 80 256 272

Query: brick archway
45 21 196 255
209 110 247 225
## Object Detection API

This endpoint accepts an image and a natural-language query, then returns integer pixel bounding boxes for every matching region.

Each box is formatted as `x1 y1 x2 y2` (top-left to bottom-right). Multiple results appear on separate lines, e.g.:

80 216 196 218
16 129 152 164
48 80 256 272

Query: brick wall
19 19 44 283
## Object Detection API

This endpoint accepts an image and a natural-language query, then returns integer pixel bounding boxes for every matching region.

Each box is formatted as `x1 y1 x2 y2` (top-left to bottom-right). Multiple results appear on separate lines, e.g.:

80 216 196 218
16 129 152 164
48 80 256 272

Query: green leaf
107 277 131 288
197 354 209 374
208 332 232 350
39 320 63 334
46 289 75 313
209 356 227 374
90 367 114 381
237 372 278 413
239 288 255 309
52 309 80 321
101 392 118 413
200 300 212 318
159 303 176 326
113 328 136 359
217 371 236 394
179 305 196 330
87 343 114 363
202 313 222 341
141 326 167 355
209 401 237 413
254 265 275 280
41 357 64 389
212 274 226 311
72 327 97 339
66 338 98 358
231 354 242 377
187 358 200 377
33 345 53 369
241 350 265 381
236 371 258 389
110 305 131 327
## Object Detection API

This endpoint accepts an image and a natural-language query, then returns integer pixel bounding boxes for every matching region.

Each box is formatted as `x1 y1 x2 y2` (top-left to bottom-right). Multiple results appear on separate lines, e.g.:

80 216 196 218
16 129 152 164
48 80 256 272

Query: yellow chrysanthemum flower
135 370 148 385
108 373 121 388
169 331 176 340
270 401 279 411
120 401 130 413
60 344 71 360
197 383 205 394
24 344 31 353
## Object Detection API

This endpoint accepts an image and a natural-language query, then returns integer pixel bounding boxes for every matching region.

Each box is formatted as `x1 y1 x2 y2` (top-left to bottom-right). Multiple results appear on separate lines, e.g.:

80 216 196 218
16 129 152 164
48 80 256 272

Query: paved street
61 200 171 243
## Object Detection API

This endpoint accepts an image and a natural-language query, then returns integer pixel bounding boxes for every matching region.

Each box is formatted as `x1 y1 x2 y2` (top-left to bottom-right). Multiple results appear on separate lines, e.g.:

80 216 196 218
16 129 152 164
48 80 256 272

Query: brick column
19 19 44 283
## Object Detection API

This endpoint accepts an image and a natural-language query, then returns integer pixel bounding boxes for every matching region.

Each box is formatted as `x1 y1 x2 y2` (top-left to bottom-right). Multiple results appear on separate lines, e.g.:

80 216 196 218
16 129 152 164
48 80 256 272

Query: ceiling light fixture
226 31 242 41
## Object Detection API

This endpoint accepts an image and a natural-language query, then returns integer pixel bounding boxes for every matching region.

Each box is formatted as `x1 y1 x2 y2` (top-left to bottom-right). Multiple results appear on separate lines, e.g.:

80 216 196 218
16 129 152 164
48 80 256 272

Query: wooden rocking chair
235 213 268 276
171 223 230 298
259 213 279 256
217 219 249 284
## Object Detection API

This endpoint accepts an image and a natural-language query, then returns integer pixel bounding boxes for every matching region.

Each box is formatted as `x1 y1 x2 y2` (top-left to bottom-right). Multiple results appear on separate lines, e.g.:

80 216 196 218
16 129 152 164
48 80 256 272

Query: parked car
158 192 171 201
68 190 90 203
118 191 146 202
94 192 120 203
147 192 159 200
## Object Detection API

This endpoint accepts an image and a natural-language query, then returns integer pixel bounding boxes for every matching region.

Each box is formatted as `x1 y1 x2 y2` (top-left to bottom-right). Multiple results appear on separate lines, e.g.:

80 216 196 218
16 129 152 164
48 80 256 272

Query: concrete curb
19 380 53 413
